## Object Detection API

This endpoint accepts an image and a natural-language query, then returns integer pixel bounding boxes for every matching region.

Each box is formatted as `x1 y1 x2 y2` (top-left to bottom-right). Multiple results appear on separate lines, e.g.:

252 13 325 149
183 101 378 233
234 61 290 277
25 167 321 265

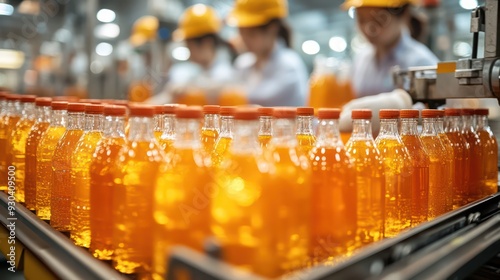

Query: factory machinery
2 1 500 279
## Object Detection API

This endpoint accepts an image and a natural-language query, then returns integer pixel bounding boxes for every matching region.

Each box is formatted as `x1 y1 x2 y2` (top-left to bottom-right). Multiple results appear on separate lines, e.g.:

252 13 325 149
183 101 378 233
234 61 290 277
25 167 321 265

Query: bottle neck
175 118 201 149
128 116 155 142
272 118 297 146
67 112 85 130
203 114 219 132
259 116 272 136
0 100 6 114
104 116 126 138
220 116 234 137
21 103 36 120
462 115 476 133
85 114 104 132
232 119 260 152
378 119 399 137
317 118 342 147
476 115 489 130
446 116 462 133
435 117 445 134
7 100 20 116
400 118 419 136
421 118 438 136
296 115 314 135
36 106 52 123
50 109 67 127
161 114 176 138
351 119 374 140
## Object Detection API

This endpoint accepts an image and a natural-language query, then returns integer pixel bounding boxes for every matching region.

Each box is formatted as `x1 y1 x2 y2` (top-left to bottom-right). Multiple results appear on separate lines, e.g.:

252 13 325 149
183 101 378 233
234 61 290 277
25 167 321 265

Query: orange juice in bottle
153 107 212 280
158 104 179 154
420 109 453 219
212 106 236 166
113 105 164 275
201 105 220 154
1 94 22 191
296 107 316 155
444 108 469 208
25 97 52 211
475 108 498 196
9 95 37 202
461 108 483 203
257 107 273 148
309 108 356 263
50 103 86 231
153 105 164 142
36 101 68 220
260 107 310 276
90 105 127 260
435 110 455 210
345 109 384 248
70 104 104 247
0 92 7 191
400 110 430 226
375 110 413 237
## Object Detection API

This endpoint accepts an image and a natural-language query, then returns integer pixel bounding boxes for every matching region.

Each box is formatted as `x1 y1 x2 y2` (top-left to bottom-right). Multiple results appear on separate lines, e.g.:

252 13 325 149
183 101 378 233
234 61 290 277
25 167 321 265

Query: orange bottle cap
67 103 87 112
129 105 155 117
273 107 297 118
474 108 489 116
234 108 259 120
421 109 440 118
79 98 102 104
0 92 7 99
351 109 372 119
444 108 461 116
51 101 68 110
296 107 314 116
461 108 475 116
220 106 237 116
203 105 221 114
104 105 127 116
160 104 182 114
175 106 203 119
85 104 105 114
400 109 419 118
317 108 341 119
5 94 21 101
379 109 400 119
258 107 274 117
35 97 52 107
52 96 80 102
20 95 37 103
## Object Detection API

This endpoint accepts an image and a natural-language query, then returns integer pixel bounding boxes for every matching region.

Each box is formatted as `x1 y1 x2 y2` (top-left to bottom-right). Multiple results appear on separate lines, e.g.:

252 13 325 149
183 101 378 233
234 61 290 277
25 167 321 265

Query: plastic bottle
461 108 483 203
9 95 37 202
0 93 9 192
153 106 212 280
1 94 21 191
153 105 164 142
257 107 273 148
25 97 52 211
475 108 498 197
70 104 105 248
375 110 412 237
400 109 430 226
420 109 453 219
201 105 220 155
36 101 68 220
309 108 356 263
113 105 164 275
435 110 455 210
158 104 180 154
212 106 236 166
444 108 469 208
296 107 316 155
262 107 311 277
90 105 127 260
345 109 384 247
50 103 86 231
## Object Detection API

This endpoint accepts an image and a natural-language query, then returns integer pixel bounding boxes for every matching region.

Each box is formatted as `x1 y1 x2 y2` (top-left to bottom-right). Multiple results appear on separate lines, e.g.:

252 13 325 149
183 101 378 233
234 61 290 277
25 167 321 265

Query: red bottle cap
461 108 475 116
175 106 203 119
400 109 419 119
79 98 102 104
444 108 461 116
421 109 440 118
203 105 221 114
258 107 274 117
435 110 445 117
85 104 105 114
379 109 400 119
234 108 259 120
104 105 127 116
129 105 155 117
35 97 52 107
51 101 68 110
5 94 21 101
351 109 372 119
52 96 80 102
273 107 297 118
296 107 314 116
220 106 236 116
67 103 87 112
474 108 489 116
20 95 37 103
0 92 7 100
317 108 341 119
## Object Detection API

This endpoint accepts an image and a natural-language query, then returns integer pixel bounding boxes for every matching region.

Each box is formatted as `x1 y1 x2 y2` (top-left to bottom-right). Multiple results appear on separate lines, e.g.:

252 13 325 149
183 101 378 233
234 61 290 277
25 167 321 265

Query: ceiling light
96 42 113 56
97 9 116 23
302 40 320 55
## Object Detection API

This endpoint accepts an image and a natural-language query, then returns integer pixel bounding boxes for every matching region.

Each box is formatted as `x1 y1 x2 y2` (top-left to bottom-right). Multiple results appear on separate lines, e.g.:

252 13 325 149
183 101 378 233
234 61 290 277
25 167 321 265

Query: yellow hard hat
227 0 288 28
342 0 419 9
132 16 159 40
173 4 221 41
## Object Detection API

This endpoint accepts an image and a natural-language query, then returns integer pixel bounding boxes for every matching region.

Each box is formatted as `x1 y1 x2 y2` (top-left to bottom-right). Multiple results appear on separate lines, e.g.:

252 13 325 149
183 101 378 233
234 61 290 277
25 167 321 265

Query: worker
146 4 234 105
338 0 439 132
228 0 308 107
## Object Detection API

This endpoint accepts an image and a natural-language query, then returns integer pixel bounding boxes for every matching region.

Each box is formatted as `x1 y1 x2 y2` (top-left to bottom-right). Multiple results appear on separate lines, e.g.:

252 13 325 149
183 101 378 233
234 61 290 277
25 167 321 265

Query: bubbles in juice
212 136 232 166
9 117 35 202
25 121 50 210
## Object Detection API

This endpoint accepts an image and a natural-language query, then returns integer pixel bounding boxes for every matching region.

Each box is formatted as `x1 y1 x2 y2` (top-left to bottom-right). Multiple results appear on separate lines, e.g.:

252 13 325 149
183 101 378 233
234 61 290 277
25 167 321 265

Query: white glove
339 89 413 134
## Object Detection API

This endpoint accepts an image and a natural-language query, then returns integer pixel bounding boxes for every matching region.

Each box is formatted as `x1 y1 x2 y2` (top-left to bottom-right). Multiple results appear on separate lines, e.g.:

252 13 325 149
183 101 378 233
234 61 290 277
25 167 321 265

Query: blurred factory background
0 0 486 100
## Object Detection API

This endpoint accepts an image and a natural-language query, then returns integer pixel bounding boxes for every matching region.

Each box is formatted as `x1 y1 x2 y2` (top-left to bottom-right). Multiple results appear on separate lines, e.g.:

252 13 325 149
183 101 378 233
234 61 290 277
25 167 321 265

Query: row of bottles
0 91 498 279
